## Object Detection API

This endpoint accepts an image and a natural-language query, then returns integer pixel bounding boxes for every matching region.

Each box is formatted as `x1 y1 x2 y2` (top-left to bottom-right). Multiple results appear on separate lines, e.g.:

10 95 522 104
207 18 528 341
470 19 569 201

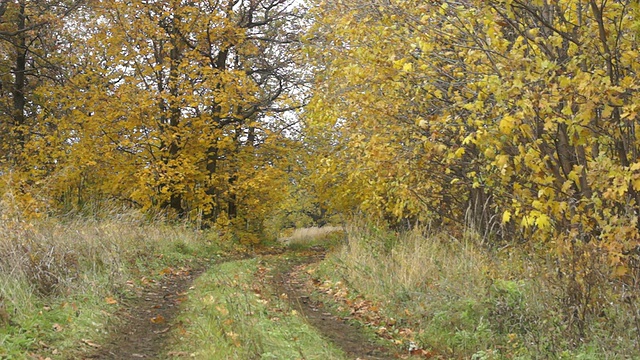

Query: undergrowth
312 221 640 359
0 204 224 359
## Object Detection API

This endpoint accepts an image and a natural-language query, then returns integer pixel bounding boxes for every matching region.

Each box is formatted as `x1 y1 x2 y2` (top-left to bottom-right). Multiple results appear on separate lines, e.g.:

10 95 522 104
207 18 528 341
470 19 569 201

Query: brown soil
83 265 203 359
272 248 395 360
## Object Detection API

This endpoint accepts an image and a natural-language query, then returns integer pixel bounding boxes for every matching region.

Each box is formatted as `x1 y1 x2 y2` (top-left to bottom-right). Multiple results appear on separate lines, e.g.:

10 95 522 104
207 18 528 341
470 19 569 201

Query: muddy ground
271 250 393 360
84 266 203 359
82 248 394 359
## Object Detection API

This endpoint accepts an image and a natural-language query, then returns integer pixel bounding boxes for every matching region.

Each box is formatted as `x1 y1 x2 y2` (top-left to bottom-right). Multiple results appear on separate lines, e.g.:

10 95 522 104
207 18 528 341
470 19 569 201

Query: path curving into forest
82 247 394 360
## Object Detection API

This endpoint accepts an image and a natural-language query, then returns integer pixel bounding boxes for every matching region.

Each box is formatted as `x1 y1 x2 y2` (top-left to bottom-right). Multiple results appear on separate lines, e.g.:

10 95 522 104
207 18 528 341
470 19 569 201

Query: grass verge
0 210 226 359
308 222 640 359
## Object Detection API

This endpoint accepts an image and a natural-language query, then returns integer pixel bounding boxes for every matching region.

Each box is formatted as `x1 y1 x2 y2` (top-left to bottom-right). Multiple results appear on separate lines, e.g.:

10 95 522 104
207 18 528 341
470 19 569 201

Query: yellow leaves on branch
1 0 307 229
305 0 640 266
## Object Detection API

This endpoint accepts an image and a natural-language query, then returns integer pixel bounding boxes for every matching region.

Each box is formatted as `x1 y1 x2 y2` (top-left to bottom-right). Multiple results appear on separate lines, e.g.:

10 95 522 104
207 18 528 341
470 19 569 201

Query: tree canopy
2 0 640 264
1 0 310 238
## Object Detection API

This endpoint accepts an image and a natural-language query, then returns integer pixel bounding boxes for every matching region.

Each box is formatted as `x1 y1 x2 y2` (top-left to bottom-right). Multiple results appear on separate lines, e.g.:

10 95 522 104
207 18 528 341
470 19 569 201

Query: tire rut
84 265 204 359
82 253 256 359
271 248 394 360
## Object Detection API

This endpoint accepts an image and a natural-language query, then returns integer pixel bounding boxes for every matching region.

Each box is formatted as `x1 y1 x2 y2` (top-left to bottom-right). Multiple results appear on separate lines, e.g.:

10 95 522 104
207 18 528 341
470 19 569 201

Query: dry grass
335 226 487 302
279 226 344 245
315 222 640 359
0 212 206 298
0 199 221 357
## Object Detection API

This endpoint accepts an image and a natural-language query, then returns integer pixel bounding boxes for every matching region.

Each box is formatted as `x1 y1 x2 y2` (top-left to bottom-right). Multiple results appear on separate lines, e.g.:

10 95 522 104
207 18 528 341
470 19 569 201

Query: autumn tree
0 0 83 164
305 0 640 338
23 0 308 234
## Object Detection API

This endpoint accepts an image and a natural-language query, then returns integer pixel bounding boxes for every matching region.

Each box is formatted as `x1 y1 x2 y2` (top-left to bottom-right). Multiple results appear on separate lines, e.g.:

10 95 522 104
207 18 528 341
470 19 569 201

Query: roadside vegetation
3 0 640 359
300 1 640 358
304 222 640 359
0 201 225 359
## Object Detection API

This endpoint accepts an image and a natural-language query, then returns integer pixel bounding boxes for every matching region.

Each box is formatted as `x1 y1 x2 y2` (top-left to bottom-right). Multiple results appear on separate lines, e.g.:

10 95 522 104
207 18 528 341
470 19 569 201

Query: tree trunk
12 2 26 151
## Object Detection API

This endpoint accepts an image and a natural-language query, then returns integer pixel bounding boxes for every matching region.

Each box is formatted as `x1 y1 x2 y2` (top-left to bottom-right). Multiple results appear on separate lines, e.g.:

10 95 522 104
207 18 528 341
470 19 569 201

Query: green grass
0 281 119 359
0 212 226 359
164 257 345 359
309 222 640 359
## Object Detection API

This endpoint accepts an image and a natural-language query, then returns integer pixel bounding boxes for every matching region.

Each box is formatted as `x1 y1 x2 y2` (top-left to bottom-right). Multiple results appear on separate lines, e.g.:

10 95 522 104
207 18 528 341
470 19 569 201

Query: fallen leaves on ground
105 296 118 305
303 264 440 359
160 266 193 277
153 327 171 334
159 267 174 276
150 315 165 324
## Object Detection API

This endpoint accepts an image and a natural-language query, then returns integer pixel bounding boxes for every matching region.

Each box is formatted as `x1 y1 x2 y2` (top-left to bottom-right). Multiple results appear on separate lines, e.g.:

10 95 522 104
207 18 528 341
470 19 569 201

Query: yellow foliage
305 0 640 270
0 0 307 239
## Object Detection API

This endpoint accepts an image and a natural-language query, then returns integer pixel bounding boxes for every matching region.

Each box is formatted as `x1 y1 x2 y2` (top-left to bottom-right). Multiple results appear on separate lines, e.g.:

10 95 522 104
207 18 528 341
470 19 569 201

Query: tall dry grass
279 226 344 245
0 201 214 325
327 224 491 330
317 222 640 358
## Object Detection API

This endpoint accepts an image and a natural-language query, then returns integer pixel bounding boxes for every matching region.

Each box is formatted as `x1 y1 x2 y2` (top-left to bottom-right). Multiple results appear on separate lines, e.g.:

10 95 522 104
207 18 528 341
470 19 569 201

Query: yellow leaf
633 177 640 192
535 214 551 229
502 210 511 224
105 297 118 305
495 154 509 167
614 265 628 277
499 115 515 134
484 147 496 159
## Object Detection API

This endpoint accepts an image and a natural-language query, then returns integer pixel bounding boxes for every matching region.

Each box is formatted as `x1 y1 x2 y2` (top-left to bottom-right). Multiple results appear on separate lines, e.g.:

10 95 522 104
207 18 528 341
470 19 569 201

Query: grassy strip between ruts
164 256 346 359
